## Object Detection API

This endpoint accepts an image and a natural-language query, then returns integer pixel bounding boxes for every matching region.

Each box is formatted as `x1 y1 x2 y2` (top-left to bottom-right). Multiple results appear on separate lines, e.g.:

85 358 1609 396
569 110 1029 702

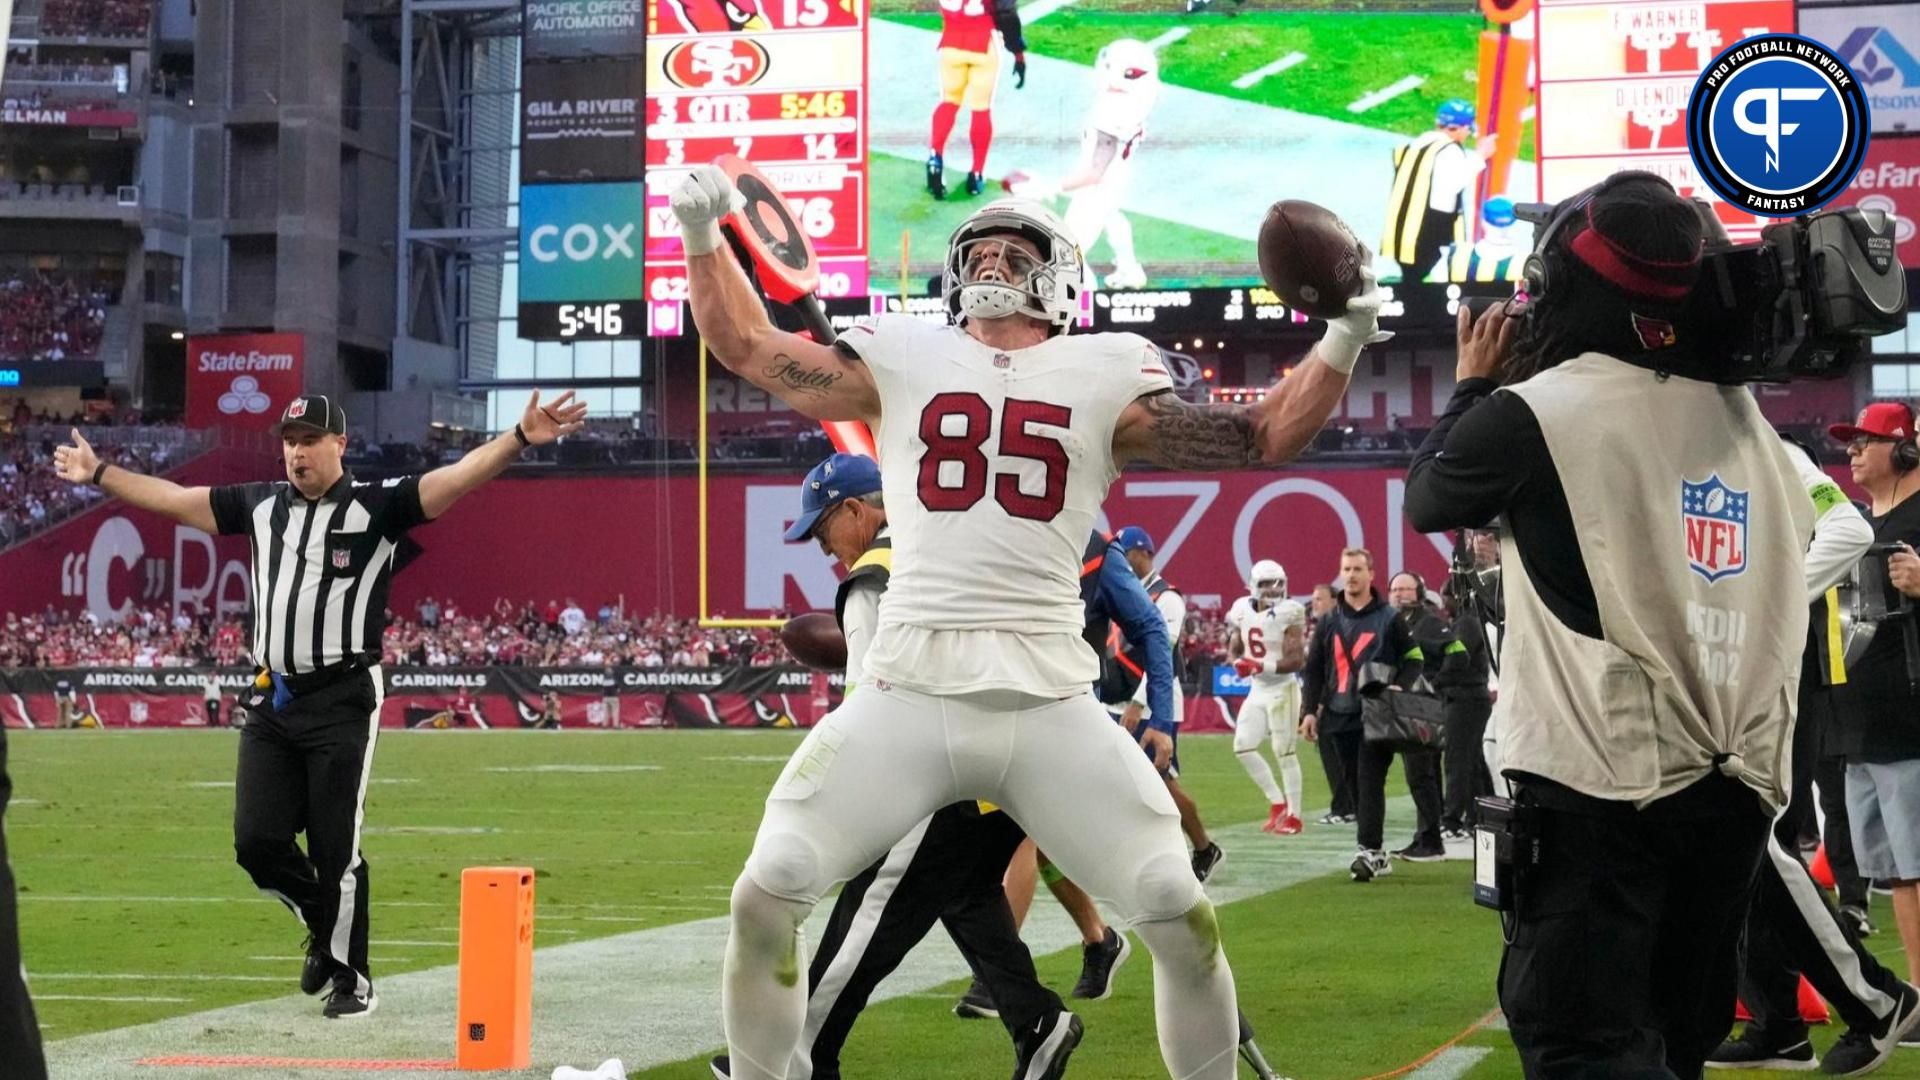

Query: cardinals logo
657 0 768 35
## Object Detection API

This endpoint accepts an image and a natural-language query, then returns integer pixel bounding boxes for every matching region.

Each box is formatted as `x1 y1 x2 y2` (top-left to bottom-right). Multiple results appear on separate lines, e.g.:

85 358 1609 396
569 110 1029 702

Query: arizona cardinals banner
0 666 1243 733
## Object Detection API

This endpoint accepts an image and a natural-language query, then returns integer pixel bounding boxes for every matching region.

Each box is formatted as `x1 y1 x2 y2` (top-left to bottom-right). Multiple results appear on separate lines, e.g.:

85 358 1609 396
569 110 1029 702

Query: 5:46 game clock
518 302 629 342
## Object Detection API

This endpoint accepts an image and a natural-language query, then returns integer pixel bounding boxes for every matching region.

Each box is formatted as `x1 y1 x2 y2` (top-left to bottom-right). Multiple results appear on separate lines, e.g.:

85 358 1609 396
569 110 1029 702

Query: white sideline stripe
1520 105 1536 122
30 973 290 984
1145 26 1190 51
1408 1046 1493 1080
37 994 190 1003
1349 74 1426 112
370 940 458 948
483 764 663 773
45 797 1432 1080
1015 0 1077 24
1232 51 1307 90
700 755 793 763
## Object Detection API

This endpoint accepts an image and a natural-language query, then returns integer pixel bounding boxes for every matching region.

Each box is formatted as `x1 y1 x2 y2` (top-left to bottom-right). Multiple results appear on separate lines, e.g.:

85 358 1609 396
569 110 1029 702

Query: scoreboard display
642 0 869 337
1534 0 1797 240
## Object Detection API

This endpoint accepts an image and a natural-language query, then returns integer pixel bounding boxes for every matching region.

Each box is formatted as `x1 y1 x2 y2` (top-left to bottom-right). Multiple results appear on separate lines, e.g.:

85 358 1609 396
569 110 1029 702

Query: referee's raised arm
417 390 587 520
52 427 217 532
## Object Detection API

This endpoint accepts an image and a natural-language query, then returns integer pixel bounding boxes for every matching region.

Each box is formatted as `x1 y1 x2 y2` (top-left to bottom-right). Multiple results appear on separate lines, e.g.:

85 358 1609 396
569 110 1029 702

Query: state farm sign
185 333 305 432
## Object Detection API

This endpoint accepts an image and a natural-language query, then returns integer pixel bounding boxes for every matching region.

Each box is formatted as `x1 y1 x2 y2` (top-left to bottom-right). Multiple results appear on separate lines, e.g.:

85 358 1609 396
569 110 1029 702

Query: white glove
1316 261 1393 375
552 1059 626 1080
669 166 741 258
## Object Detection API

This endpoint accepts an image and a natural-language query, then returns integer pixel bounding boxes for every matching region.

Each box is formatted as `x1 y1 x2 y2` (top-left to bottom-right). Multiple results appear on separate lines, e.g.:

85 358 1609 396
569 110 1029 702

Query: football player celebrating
673 167 1386 1080
928 0 1027 199
1228 561 1308 834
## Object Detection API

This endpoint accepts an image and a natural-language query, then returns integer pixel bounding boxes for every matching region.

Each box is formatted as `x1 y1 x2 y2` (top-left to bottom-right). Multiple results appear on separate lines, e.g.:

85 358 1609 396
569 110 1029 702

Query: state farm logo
218 375 272 415
662 40 769 90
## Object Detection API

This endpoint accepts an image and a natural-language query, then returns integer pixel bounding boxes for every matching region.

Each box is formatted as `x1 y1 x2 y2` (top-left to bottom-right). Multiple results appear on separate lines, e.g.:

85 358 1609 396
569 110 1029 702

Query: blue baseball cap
1436 99 1476 128
1115 526 1155 554
1482 195 1516 228
785 453 883 542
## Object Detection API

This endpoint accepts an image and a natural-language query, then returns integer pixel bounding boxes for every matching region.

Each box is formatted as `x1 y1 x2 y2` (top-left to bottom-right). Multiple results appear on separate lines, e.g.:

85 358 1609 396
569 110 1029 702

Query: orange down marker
456 867 536 1070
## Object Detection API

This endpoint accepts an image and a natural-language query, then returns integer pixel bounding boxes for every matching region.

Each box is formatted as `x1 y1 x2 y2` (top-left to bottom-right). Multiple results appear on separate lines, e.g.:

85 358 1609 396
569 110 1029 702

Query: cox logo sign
518 182 645 303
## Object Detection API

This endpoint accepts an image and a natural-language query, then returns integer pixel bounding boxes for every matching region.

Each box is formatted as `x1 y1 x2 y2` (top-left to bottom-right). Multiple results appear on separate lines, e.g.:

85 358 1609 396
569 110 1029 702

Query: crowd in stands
0 270 111 363
38 0 152 38
0 410 182 547
0 607 237 669
3 60 120 84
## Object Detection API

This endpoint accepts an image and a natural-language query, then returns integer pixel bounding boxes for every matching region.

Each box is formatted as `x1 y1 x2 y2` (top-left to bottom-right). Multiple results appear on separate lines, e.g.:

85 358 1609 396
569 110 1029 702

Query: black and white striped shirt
211 472 428 675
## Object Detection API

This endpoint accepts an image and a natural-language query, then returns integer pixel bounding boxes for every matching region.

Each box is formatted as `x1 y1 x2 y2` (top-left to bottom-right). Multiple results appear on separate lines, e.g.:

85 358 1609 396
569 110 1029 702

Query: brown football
1257 200 1367 319
779 612 847 671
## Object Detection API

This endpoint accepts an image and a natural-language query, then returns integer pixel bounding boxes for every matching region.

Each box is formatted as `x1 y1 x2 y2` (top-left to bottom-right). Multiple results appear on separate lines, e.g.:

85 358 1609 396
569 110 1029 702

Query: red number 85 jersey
836 314 1172 697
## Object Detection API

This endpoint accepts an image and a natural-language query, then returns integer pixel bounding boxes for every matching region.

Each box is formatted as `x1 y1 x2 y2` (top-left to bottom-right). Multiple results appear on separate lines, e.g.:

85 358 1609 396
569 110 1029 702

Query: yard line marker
37 994 190 1003
1520 105 1536 122
136 1056 458 1071
1232 51 1307 90
1349 74 1426 112
1145 27 1190 51
483 764 661 774
370 939 458 948
30 973 289 983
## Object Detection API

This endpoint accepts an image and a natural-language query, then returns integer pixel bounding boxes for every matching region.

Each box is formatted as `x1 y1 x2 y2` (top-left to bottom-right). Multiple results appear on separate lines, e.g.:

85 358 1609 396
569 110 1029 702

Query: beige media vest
1495 353 1815 812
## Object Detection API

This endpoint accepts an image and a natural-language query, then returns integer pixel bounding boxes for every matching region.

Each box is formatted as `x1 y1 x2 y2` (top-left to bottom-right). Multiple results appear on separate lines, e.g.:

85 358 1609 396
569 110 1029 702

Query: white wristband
680 219 726 259
1316 328 1365 375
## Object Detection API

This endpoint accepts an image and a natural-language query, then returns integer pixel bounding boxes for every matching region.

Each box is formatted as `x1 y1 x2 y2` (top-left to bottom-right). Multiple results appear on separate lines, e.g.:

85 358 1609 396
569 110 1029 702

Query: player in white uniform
1227 561 1308 835
672 165 1386 1080
1008 39 1157 290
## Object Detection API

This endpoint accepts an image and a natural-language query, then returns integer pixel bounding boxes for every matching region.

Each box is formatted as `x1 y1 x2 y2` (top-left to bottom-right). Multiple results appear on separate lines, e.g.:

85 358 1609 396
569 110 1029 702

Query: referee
52 390 585 1018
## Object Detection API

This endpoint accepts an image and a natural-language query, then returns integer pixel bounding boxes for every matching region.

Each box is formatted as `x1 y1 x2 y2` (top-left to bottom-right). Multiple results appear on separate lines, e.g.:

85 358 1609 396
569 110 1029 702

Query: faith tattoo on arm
763 354 844 398
1137 390 1262 469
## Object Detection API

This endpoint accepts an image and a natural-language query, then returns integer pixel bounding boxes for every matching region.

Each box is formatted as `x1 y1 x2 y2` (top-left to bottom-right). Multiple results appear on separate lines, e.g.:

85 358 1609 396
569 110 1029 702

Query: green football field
11 730 1918 1079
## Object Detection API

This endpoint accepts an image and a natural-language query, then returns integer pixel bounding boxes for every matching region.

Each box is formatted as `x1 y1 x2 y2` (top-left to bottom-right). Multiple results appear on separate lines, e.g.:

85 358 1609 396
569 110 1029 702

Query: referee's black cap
275 395 346 436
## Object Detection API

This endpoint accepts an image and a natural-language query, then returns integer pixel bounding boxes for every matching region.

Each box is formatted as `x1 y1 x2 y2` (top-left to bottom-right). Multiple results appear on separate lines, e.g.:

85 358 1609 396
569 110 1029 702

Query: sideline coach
52 390 585 1018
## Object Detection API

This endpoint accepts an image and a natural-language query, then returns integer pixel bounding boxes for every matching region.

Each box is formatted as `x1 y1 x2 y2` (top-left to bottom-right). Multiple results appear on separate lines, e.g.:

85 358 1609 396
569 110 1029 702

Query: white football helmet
1095 38 1159 96
943 199 1083 333
1250 560 1287 605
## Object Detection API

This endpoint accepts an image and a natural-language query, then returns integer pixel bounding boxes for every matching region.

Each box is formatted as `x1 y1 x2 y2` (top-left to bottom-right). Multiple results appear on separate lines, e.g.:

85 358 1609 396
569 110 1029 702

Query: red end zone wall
0 449 1865 621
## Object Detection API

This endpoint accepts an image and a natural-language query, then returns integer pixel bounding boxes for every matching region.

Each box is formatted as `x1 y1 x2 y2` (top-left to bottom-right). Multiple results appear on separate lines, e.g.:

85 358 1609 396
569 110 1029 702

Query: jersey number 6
918 393 1072 522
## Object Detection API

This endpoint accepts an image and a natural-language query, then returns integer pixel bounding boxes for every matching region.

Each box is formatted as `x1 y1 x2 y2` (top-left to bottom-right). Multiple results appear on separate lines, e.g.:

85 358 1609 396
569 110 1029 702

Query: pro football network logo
1686 34 1872 217
1682 474 1749 584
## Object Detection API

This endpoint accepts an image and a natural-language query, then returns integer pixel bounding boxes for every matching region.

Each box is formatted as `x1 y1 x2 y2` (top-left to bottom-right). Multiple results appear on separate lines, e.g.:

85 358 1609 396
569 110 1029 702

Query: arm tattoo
763 354 843 398
1137 391 1261 469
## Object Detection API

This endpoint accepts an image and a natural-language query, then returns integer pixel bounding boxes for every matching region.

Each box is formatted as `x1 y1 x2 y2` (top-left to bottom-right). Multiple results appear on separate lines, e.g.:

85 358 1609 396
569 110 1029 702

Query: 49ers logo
662 40 770 90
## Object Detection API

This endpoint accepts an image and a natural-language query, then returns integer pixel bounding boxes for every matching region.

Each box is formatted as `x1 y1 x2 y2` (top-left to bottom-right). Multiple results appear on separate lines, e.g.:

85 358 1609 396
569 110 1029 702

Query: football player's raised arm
672 167 879 424
1113 265 1387 469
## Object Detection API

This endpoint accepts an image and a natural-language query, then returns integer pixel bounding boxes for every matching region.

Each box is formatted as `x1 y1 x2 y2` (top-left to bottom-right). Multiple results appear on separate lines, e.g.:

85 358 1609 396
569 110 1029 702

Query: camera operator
1403 171 1814 1078
1381 571 1449 862
1829 402 1920 990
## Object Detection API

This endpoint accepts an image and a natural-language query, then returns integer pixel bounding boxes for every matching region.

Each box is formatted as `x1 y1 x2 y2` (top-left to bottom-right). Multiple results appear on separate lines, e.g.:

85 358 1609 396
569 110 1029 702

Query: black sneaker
300 936 334 996
1393 843 1447 863
710 1056 730 1079
1191 842 1225 883
322 984 378 1019
954 977 999 1019
1840 905 1876 939
1011 1009 1082 1080
965 171 986 196
1350 849 1391 883
1705 1027 1816 1070
1822 982 1920 1076
1317 811 1342 826
1070 927 1131 1000
926 153 947 200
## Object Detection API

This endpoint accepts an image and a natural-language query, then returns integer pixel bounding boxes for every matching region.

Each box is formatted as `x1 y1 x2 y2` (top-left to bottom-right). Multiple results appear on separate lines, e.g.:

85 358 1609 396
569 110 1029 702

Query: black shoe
300 936 334 996
954 977 999 1019
1350 849 1391 883
322 984 377 1019
1823 982 1920 1076
1705 1027 1816 1070
710 1057 730 1080
1191 842 1225 883
1841 904 1876 939
1070 927 1131 1000
1393 843 1447 863
965 171 986 196
926 153 947 200
1011 1009 1083 1080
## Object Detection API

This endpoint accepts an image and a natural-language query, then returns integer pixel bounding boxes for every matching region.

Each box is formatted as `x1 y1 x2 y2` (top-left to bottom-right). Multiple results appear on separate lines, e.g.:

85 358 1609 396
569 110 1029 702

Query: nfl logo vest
1682 474 1749 584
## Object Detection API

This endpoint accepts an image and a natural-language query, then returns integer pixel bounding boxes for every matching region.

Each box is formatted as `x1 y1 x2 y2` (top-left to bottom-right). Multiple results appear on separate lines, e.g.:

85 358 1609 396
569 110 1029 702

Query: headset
1895 405 1919 472
1517 171 1700 304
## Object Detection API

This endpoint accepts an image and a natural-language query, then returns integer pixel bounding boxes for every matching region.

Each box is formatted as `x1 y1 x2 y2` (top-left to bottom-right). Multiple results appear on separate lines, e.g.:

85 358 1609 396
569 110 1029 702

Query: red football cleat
1275 814 1304 835
1262 803 1287 833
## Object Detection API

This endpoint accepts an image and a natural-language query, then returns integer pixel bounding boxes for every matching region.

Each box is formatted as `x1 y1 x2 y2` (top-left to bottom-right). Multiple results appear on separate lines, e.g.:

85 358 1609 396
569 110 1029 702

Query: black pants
1741 832 1909 1036
232 666 382 996
1357 740 1443 852
1322 721 1362 818
1500 774 1769 1080
801 802 1059 1079
0 727 47 1080
1816 753 1868 910
1441 695 1494 831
